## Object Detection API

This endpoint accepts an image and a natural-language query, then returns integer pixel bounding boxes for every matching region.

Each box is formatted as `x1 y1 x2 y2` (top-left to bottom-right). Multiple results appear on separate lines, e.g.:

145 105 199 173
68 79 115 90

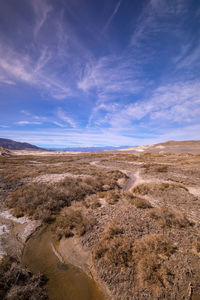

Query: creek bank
57 235 112 300
0 210 41 260
23 226 106 300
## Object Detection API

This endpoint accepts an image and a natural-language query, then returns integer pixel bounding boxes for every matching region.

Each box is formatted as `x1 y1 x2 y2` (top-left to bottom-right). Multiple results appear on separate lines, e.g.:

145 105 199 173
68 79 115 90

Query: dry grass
148 206 192 229
6 182 71 222
105 189 121 205
143 164 168 174
6 172 117 221
83 194 101 209
132 182 188 196
52 208 95 240
0 256 47 300
126 192 152 209
133 234 175 294
93 221 132 267
193 239 200 254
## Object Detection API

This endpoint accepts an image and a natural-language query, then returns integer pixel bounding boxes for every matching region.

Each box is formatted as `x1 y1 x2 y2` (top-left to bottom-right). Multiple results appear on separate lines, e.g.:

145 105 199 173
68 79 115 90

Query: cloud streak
103 1 122 31
57 108 77 128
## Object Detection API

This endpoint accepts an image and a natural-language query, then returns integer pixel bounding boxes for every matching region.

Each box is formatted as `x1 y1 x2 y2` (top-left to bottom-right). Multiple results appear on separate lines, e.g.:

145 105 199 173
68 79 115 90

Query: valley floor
0 151 200 299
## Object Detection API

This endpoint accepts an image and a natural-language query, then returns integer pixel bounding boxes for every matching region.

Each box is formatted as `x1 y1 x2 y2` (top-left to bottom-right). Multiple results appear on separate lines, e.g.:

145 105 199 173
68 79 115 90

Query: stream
22 226 105 300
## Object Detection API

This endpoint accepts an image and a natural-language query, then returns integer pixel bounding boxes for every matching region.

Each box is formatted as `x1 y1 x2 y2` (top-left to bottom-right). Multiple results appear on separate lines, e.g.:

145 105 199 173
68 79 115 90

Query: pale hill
119 140 200 154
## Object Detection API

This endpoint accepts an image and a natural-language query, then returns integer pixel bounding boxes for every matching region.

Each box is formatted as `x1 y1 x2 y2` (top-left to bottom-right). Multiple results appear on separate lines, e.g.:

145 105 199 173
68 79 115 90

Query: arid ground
1 143 200 299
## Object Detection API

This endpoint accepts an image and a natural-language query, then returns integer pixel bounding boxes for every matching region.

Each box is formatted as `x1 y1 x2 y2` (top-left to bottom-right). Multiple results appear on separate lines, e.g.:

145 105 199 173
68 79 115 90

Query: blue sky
0 0 200 148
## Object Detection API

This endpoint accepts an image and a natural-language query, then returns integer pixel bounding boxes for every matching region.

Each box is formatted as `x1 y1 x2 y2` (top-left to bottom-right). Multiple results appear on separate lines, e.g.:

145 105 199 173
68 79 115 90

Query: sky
0 0 200 148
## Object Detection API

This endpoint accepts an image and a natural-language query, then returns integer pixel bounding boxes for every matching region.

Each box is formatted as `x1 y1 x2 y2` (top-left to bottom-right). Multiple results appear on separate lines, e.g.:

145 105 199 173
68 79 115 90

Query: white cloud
93 79 200 128
1 122 200 148
0 75 16 85
20 110 31 116
16 121 42 125
0 43 73 99
103 1 122 32
131 0 188 46
175 43 200 70
31 0 52 37
53 121 66 128
78 56 141 94
57 108 77 128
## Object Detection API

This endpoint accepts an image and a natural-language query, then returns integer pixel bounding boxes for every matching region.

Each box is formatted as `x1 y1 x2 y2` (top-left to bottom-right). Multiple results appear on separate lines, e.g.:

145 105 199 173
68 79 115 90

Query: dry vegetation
148 206 192 229
0 256 47 300
1 150 200 299
52 208 95 240
132 234 175 294
93 221 132 267
83 194 101 209
4 166 125 221
125 192 152 209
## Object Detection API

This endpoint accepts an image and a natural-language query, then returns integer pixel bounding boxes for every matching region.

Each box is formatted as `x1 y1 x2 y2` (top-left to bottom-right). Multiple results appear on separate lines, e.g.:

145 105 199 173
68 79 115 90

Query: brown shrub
105 189 121 205
93 221 132 267
132 182 188 196
94 235 132 267
148 207 192 229
0 256 47 300
155 165 168 173
143 164 168 174
133 234 175 293
103 221 124 240
6 183 71 221
126 193 152 209
193 238 200 254
83 194 101 209
6 174 106 221
52 208 95 240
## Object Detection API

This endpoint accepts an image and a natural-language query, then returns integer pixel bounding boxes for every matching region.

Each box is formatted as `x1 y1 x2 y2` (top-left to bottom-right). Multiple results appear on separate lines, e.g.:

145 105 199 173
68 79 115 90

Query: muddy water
22 227 105 300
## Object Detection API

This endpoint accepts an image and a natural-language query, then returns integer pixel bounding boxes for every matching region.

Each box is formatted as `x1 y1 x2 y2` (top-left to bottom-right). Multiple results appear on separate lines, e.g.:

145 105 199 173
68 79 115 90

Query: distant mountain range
1 137 200 154
0 138 132 151
48 146 133 152
0 138 41 150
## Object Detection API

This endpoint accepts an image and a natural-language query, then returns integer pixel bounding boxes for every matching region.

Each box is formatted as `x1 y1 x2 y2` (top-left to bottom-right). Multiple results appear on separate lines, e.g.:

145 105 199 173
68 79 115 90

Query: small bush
83 194 101 209
133 234 175 292
132 182 188 196
6 183 71 221
105 190 121 205
93 222 132 267
155 165 168 173
148 207 192 229
193 238 200 254
126 193 152 209
52 208 95 240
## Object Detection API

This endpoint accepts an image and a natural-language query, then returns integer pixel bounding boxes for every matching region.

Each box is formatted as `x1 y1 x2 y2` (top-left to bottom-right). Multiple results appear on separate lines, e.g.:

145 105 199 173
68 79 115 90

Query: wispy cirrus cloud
131 0 188 47
0 43 73 100
0 75 16 86
1 122 200 148
57 108 77 128
31 0 52 37
103 1 122 32
0 0 199 147
78 55 142 95
53 121 66 128
92 79 200 129
16 121 42 125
